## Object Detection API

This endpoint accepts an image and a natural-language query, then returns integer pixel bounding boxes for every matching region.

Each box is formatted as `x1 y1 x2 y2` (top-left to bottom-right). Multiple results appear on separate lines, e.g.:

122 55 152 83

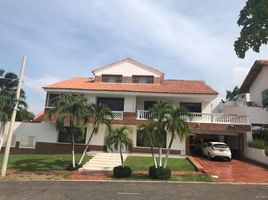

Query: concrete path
80 153 128 171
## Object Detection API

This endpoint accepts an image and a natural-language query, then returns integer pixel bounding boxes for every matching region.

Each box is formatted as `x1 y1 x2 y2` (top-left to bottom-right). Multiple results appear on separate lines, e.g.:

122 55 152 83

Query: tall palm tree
164 105 189 168
0 69 30 122
48 94 88 168
78 103 113 165
149 101 172 167
138 121 159 167
105 126 132 167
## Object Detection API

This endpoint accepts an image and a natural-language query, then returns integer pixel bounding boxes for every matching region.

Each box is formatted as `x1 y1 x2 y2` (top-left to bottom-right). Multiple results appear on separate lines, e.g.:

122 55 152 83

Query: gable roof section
44 77 218 95
239 60 268 94
91 58 164 76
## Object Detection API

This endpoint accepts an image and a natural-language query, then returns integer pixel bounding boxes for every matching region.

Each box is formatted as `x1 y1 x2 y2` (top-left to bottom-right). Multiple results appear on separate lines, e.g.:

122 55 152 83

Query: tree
105 126 132 167
149 101 171 167
48 94 88 168
78 103 112 165
137 121 160 167
234 0 268 58
0 69 33 121
226 86 240 101
164 105 189 168
262 89 268 110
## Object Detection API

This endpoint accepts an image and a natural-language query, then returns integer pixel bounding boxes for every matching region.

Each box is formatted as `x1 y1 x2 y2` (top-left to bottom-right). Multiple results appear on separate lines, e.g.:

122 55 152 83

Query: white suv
202 142 232 161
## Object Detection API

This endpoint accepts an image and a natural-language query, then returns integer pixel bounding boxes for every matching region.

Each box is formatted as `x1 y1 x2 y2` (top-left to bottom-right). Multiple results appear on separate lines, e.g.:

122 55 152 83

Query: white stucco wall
245 147 268 166
0 122 59 149
94 61 161 77
250 67 268 106
124 96 136 112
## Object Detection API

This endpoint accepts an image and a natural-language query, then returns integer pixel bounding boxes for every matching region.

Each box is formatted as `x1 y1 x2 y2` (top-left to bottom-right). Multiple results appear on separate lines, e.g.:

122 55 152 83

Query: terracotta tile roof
33 111 45 122
43 77 218 95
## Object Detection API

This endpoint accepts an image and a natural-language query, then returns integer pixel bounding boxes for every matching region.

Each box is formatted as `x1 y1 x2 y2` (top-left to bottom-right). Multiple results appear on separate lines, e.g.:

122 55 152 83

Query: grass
0 154 91 171
115 174 214 182
124 156 196 171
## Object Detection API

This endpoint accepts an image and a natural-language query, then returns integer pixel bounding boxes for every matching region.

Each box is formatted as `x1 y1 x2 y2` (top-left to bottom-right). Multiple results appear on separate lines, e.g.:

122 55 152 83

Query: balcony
136 110 250 125
111 111 124 120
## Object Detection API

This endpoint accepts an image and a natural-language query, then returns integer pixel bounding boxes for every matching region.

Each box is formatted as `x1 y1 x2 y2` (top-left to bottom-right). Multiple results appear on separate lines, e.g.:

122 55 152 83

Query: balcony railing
112 111 124 120
136 110 250 125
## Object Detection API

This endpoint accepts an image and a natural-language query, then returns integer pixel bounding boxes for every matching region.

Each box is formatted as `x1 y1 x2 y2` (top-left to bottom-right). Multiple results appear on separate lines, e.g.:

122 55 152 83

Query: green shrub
113 166 132 178
248 139 267 149
149 166 171 180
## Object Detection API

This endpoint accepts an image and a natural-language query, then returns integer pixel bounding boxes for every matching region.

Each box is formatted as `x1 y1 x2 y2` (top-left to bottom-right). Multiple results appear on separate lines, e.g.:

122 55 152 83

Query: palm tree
138 121 159 167
149 101 172 167
105 126 132 167
48 94 88 168
78 103 113 165
164 105 189 168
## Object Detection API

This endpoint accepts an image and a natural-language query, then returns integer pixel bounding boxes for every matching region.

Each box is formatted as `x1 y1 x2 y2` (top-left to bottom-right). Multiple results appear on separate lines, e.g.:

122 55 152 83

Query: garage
188 132 244 159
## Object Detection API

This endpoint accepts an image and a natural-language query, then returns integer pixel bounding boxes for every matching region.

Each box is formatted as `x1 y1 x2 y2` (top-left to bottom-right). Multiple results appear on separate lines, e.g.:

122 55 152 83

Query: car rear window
213 144 229 148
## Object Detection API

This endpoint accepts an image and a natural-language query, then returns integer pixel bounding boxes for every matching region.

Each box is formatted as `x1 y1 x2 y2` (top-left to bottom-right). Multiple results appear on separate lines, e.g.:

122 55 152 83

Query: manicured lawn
125 156 196 171
0 154 91 171
116 174 214 182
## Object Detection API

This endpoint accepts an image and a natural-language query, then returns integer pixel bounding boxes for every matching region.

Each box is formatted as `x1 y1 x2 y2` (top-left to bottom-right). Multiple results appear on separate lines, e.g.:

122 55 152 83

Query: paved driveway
194 156 268 183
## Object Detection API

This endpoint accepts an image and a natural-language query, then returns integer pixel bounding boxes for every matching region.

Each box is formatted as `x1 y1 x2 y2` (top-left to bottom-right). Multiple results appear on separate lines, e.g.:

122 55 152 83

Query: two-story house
223 60 268 128
39 58 250 158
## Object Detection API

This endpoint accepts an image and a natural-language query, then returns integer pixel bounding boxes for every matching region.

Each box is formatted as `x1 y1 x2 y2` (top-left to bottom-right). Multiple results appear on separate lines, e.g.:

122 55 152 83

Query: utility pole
1 56 26 177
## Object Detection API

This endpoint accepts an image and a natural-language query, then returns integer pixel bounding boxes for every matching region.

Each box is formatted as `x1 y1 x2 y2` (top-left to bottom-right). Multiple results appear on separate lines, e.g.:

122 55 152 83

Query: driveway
194 156 268 183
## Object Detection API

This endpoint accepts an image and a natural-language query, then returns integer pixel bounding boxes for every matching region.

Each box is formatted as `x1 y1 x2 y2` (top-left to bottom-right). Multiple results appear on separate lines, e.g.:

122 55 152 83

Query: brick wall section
94 76 102 82
122 76 132 83
0 142 181 154
44 111 251 132
0 142 106 154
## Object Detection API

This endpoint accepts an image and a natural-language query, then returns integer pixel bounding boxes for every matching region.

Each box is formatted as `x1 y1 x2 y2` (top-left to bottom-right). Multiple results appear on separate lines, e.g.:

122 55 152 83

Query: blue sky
1 0 267 114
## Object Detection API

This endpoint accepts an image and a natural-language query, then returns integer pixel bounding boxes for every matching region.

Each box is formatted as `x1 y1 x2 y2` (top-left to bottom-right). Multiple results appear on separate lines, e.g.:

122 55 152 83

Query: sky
0 0 267 114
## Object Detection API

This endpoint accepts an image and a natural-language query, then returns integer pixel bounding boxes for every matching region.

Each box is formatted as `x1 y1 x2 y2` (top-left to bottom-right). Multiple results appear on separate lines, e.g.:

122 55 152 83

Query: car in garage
202 142 232 161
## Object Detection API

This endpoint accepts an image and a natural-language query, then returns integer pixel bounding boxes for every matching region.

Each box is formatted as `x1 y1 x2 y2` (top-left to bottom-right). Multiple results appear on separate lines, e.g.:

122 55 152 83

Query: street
0 181 268 200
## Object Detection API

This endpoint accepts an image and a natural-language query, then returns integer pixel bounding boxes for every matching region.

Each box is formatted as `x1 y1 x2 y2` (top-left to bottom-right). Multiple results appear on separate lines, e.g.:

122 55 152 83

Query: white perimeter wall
0 122 185 154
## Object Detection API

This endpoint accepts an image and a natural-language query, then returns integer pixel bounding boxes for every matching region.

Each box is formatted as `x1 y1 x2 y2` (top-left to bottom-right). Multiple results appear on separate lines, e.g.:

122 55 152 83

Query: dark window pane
132 76 154 84
47 94 59 107
180 102 202 113
97 97 124 111
136 130 166 148
102 75 122 83
144 101 156 110
58 127 87 144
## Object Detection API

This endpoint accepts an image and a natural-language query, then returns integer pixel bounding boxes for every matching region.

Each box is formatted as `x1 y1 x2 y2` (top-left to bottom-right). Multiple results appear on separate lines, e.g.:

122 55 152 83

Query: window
136 130 166 148
180 102 202 113
97 97 124 111
46 93 59 107
58 127 87 144
144 101 156 110
133 76 154 84
102 75 122 83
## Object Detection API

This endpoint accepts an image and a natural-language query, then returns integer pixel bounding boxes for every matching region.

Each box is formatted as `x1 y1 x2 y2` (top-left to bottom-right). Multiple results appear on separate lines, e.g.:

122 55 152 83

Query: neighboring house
0 58 251 158
223 60 268 127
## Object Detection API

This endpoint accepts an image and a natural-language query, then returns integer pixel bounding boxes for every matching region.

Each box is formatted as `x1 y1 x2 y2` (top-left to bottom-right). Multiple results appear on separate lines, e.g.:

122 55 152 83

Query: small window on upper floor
46 93 59 107
132 76 154 84
102 75 122 83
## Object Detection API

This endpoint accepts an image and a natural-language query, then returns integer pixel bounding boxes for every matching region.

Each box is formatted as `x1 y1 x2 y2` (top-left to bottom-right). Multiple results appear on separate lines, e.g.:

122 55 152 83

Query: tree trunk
0 122 6 151
164 134 174 168
120 145 124 167
71 131 75 168
78 127 96 165
159 147 162 167
150 146 157 168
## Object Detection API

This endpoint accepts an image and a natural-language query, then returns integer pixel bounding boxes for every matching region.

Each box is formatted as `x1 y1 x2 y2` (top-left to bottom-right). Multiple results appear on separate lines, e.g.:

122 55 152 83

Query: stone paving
194 156 268 183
